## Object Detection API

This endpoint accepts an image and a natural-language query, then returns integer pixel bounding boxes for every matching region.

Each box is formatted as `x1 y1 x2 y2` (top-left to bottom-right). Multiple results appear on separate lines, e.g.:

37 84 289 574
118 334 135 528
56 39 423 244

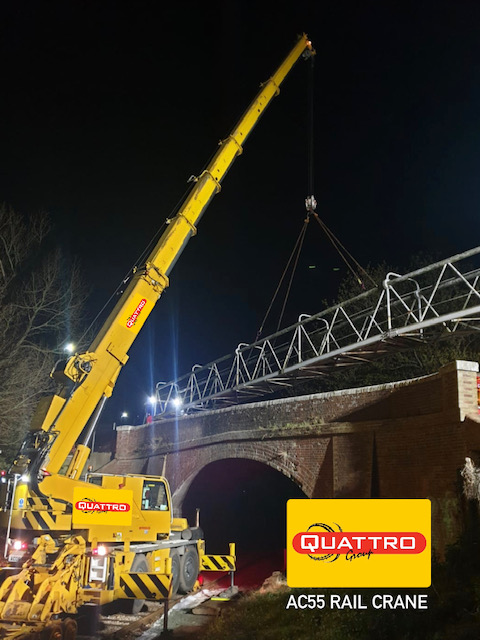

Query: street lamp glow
64 342 75 354
148 395 156 405
171 397 183 410
121 412 128 419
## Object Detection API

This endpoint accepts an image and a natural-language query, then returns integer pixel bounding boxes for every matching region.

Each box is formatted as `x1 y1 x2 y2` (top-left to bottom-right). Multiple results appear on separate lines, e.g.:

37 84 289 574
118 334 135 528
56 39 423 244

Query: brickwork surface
102 360 480 554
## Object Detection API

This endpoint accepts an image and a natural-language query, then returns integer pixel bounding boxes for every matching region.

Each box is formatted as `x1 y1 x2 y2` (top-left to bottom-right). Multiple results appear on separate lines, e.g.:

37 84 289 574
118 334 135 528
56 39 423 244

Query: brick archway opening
181 458 305 563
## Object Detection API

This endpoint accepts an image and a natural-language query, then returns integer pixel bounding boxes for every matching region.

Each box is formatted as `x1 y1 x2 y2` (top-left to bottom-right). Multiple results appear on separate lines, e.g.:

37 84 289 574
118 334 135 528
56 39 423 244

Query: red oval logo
292 531 426 555
75 500 131 513
126 299 147 328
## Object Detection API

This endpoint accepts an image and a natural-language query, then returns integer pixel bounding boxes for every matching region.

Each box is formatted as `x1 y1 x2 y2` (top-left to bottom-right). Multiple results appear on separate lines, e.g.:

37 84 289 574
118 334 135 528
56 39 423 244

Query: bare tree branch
0 205 86 467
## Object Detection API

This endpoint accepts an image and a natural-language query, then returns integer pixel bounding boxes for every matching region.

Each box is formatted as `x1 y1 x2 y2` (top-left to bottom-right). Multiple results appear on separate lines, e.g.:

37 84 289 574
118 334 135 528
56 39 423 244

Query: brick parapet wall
108 362 480 484
111 408 464 482
115 370 449 458
440 360 478 418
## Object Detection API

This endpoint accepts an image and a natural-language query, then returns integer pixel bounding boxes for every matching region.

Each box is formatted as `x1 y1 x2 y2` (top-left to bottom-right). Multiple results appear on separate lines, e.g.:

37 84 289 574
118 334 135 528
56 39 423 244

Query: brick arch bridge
101 360 480 554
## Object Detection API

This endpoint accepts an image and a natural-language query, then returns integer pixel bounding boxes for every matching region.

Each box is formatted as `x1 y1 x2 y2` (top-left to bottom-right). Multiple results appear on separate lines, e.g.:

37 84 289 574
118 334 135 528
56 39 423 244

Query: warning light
10 539 27 551
92 545 108 556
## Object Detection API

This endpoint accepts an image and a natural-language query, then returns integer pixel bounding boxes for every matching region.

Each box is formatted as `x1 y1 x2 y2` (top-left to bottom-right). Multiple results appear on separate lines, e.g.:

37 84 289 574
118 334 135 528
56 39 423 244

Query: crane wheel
170 550 180 596
62 618 77 640
41 624 63 640
178 547 199 594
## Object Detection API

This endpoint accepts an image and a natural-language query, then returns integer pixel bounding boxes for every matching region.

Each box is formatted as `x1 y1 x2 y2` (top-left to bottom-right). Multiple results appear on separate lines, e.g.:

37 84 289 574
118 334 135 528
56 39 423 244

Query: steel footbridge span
156 246 480 415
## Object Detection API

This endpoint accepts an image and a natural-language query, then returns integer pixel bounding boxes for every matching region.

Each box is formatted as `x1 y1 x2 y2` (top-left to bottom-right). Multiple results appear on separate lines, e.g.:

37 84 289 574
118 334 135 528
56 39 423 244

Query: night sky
2 1 480 429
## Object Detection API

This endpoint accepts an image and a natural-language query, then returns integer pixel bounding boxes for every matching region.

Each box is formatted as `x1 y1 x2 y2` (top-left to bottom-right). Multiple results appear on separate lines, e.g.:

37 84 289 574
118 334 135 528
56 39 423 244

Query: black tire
121 554 148 614
62 618 78 640
170 550 180 596
178 547 199 594
41 624 62 640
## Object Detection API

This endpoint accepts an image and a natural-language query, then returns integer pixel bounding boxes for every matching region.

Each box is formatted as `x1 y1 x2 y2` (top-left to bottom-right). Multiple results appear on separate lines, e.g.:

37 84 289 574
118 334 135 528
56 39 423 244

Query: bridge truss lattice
155 246 480 417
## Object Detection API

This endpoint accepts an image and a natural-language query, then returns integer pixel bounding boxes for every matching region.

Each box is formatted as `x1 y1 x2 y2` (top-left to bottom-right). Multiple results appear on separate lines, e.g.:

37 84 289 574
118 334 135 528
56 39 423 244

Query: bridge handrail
155 246 480 415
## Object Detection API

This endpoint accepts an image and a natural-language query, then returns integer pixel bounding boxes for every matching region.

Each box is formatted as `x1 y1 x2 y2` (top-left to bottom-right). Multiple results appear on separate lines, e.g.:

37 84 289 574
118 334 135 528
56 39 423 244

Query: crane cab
83 473 173 543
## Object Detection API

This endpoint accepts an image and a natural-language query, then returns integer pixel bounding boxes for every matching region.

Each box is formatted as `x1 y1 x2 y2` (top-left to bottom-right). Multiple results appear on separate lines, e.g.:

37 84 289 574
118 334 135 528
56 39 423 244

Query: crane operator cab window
141 480 168 511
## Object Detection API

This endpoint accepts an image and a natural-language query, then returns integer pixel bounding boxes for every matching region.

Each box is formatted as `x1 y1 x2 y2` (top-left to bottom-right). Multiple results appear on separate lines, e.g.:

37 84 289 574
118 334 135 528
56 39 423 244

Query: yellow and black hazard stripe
200 554 236 572
22 510 58 530
27 497 51 509
119 573 171 600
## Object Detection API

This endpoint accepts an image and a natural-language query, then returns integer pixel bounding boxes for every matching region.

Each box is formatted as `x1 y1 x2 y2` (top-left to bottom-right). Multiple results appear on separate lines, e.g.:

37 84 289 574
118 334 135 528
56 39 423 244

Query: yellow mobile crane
0 34 314 639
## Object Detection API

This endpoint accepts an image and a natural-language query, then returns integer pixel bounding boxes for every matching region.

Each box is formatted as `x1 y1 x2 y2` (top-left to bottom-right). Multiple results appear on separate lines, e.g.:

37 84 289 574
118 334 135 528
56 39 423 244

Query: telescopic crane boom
13 34 314 488
0 34 315 640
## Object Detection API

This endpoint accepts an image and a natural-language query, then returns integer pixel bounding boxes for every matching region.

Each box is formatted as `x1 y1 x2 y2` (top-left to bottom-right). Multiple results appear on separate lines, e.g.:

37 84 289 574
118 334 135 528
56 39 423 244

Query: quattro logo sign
287 499 431 587
75 500 131 513
126 298 147 328
121 297 151 332
73 488 133 526
293 530 427 557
